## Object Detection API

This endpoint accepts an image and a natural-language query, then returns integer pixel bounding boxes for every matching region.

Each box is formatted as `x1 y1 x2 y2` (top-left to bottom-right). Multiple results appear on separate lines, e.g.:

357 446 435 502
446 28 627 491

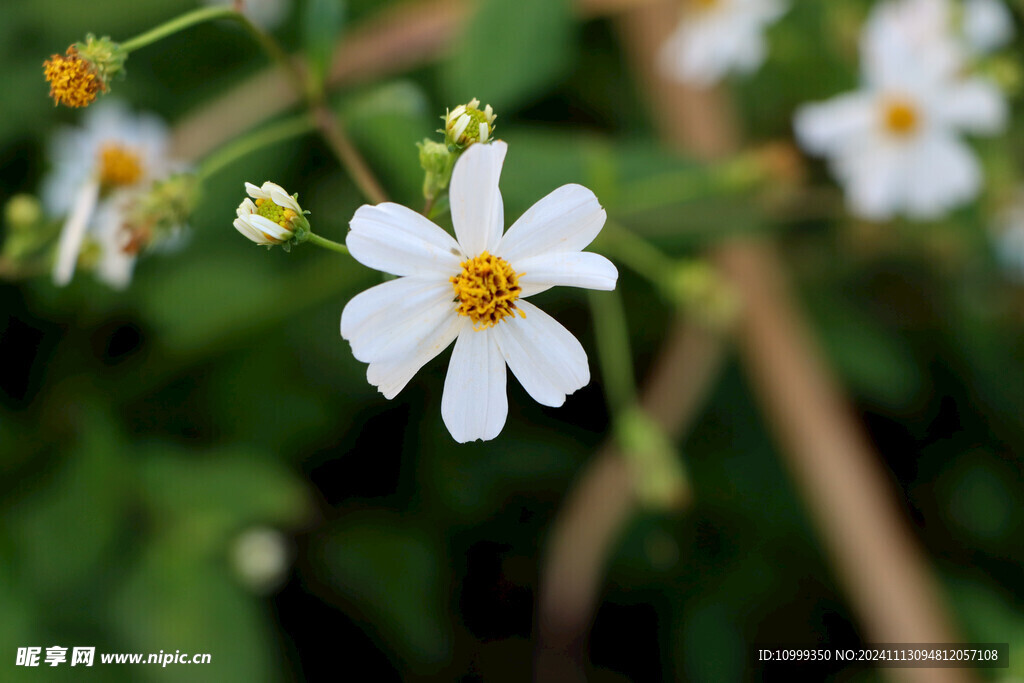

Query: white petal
347 203 464 277
441 327 508 443
516 252 618 297
248 215 292 241
236 198 257 219
234 218 272 244
450 140 507 256
341 276 456 364
268 186 302 213
53 179 100 286
931 78 1007 135
901 133 981 219
793 93 875 156
245 182 269 200
963 0 1015 53
497 184 606 264
366 315 466 399
491 300 589 408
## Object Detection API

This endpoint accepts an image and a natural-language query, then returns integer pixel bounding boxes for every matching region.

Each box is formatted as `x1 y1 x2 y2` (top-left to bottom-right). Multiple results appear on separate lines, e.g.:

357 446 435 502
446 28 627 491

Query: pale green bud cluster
74 34 129 86
615 407 690 510
418 139 456 203
668 260 741 331
1 194 59 274
121 174 200 251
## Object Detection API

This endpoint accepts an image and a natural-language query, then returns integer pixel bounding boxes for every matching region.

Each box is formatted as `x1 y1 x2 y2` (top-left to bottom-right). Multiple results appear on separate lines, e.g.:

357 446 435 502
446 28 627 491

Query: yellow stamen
43 47 103 108
883 98 919 136
255 198 297 228
98 144 144 189
451 251 525 330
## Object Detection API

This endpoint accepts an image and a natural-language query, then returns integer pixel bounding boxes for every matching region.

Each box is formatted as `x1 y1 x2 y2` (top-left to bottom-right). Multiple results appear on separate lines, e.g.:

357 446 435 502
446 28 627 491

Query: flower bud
443 98 497 151
417 139 456 201
234 181 309 249
4 195 43 232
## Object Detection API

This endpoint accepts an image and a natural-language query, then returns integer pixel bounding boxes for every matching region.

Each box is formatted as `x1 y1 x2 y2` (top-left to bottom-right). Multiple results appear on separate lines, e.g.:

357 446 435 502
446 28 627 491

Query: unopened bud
443 98 497 151
418 139 456 201
234 181 309 249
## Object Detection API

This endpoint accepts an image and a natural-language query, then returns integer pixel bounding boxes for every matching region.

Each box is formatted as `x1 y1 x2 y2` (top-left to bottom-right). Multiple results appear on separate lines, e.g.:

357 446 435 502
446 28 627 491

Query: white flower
963 0 1015 54
233 181 303 245
43 99 172 286
202 0 291 31
230 526 291 594
340 141 618 443
658 0 789 86
794 2 1007 220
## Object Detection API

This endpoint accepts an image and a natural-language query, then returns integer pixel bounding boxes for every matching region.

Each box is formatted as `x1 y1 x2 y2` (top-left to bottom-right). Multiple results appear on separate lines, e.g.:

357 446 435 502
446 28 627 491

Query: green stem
595 219 678 299
305 232 350 255
198 115 315 181
120 7 239 52
588 289 638 418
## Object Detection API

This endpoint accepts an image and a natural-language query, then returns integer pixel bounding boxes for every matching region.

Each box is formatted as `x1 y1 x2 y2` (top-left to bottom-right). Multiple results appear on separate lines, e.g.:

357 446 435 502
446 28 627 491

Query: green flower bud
417 139 456 201
443 98 497 151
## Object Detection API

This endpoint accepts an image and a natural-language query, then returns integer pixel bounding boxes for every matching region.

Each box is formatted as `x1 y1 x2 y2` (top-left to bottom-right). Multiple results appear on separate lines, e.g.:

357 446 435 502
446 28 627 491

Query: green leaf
310 513 452 672
442 0 574 112
304 0 347 91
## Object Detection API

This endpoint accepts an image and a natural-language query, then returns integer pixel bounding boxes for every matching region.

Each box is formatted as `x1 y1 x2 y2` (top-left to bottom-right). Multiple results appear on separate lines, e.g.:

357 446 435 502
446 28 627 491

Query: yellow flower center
43 47 103 108
451 251 525 330
98 144 144 189
255 198 297 228
883 98 919 136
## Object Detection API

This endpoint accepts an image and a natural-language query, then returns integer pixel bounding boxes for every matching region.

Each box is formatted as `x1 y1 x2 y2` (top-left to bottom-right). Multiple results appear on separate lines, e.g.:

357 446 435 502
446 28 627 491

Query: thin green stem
305 232 350 255
594 219 678 299
120 6 239 53
311 104 389 205
198 115 315 181
588 289 638 418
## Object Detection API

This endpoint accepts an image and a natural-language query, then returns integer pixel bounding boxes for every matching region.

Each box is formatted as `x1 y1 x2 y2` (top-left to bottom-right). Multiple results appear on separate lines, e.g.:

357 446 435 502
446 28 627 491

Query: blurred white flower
202 0 292 31
43 100 173 286
341 141 618 443
794 0 1008 220
659 0 789 86
233 181 304 246
230 527 291 594
87 200 136 290
963 0 1016 53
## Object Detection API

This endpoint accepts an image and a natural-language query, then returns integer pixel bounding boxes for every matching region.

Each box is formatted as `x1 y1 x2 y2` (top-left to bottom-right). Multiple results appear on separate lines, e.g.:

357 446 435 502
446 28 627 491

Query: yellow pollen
883 99 919 136
43 47 103 108
255 198 297 228
97 144 144 189
451 251 525 330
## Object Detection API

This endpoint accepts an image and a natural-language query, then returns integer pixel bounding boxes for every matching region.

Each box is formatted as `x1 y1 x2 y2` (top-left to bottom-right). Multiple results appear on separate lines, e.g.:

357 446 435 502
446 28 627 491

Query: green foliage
442 0 574 112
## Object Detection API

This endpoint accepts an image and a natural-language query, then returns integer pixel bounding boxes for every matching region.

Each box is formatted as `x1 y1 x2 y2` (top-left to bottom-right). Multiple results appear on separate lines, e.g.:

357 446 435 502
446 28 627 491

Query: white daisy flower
202 0 292 31
43 99 173 286
340 141 618 443
233 181 304 246
794 6 1007 220
658 0 789 86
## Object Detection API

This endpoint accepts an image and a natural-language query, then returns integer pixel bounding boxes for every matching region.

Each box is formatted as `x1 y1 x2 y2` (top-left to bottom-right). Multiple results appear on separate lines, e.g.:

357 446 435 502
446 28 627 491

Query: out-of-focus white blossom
659 0 789 86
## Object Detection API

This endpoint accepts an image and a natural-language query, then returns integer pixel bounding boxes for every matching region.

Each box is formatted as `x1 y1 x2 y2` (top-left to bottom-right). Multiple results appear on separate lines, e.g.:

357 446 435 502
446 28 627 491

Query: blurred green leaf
442 0 574 112
311 513 452 672
304 0 346 91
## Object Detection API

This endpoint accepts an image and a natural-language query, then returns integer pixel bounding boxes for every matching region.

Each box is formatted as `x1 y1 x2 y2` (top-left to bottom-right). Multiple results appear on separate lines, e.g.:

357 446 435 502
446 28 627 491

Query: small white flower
794 1 1007 220
43 99 173 286
444 98 497 149
659 0 789 86
230 526 291 594
340 141 618 443
202 0 292 31
233 181 303 246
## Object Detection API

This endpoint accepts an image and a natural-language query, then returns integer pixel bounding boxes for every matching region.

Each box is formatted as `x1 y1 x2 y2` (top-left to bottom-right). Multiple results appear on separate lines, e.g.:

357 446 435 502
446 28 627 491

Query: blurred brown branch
171 0 659 162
